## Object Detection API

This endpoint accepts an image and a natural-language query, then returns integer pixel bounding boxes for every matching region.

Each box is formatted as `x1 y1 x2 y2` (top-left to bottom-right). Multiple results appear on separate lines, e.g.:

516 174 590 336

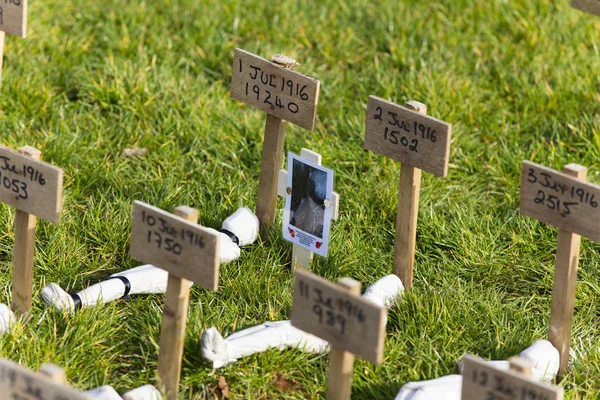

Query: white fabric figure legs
41 207 259 313
395 340 561 400
0 303 15 334
201 274 404 368
86 384 161 400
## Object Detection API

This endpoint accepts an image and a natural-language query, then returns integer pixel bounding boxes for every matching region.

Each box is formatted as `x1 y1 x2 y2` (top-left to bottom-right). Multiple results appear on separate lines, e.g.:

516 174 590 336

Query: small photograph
283 152 334 257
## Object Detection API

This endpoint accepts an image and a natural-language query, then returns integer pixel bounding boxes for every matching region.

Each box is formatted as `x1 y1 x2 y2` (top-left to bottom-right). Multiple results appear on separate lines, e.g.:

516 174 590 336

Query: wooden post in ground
290 269 387 400
0 358 91 399
277 148 340 270
0 0 28 85
130 201 220 399
364 96 452 289
0 145 63 316
230 49 320 236
461 354 563 399
520 161 600 373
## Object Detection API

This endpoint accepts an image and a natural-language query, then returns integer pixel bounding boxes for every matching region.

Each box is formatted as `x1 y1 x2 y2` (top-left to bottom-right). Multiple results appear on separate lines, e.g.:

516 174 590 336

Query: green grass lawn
1 0 600 398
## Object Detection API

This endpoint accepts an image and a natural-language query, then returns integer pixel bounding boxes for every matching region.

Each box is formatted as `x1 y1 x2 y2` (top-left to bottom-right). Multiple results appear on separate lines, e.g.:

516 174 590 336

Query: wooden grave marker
520 161 600 373
461 354 564 399
130 201 219 399
571 0 600 17
277 148 340 270
364 96 452 290
290 269 386 400
0 0 28 84
0 358 91 399
0 144 63 316
231 48 320 235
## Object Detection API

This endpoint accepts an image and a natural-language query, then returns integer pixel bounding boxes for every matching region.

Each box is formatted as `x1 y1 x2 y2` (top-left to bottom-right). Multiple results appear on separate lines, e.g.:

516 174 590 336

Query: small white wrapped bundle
0 303 15 334
41 207 259 314
394 375 463 400
86 386 122 400
519 339 559 382
201 274 405 368
122 384 162 400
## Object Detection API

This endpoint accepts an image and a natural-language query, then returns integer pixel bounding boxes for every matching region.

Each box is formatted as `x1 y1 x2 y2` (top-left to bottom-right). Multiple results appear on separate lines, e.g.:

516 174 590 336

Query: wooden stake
508 356 534 378
40 363 67 384
0 32 5 85
11 146 41 316
548 164 587 373
326 278 360 400
393 101 427 290
157 206 197 400
256 113 287 237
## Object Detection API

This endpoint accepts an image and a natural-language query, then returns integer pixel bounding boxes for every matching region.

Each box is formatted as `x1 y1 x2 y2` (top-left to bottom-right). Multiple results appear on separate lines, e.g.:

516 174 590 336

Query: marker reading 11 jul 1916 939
291 269 386 400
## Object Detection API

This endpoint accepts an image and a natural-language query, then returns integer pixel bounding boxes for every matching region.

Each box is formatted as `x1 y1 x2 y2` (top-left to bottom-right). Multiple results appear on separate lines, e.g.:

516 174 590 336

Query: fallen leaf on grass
274 372 300 392
121 147 148 157
213 375 229 399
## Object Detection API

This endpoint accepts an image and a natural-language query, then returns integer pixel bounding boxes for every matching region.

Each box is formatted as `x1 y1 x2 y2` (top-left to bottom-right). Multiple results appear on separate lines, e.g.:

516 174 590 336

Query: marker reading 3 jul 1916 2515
520 161 600 374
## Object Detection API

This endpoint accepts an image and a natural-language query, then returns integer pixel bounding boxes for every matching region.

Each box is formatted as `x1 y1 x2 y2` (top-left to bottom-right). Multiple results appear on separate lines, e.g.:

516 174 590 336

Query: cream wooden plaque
364 96 452 177
0 358 90 400
461 354 563 400
0 0 27 37
130 201 220 290
572 0 600 16
0 144 63 223
290 269 386 365
230 48 320 130
520 161 600 242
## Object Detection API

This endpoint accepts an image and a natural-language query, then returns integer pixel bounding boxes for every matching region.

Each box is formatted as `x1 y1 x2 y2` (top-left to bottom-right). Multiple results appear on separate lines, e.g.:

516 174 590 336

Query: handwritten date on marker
0 358 91 400
290 269 386 365
520 161 600 242
0 0 27 37
230 48 320 130
364 96 452 177
571 0 600 17
461 354 563 400
0 145 63 224
130 201 219 290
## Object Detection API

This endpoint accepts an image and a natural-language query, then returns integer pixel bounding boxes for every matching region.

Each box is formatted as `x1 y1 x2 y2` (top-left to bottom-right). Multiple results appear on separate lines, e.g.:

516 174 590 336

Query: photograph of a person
283 152 334 257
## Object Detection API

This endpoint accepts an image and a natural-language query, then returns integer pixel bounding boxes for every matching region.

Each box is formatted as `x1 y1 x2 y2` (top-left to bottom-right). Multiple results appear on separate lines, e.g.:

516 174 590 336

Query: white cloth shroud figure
201 274 405 368
41 207 259 313
0 303 15 334
394 340 561 400
86 384 161 400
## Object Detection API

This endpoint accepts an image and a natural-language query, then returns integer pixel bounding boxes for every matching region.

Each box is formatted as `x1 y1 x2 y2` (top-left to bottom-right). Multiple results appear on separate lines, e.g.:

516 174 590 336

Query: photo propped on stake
283 152 334 257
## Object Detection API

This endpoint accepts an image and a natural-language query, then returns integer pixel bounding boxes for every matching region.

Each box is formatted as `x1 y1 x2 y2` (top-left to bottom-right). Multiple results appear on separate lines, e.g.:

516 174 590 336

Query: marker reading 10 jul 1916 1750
130 201 219 400
0 144 63 316
520 160 600 373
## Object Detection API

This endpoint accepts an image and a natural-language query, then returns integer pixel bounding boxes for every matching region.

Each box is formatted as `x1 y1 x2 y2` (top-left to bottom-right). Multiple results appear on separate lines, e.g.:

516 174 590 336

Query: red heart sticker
289 228 295 238
315 242 322 249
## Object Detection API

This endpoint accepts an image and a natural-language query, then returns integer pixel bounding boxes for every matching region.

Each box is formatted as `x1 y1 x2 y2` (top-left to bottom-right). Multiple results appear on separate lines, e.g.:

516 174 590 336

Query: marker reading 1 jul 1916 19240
364 96 452 290
230 49 320 235
130 201 219 400
0 145 63 316
520 161 600 374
